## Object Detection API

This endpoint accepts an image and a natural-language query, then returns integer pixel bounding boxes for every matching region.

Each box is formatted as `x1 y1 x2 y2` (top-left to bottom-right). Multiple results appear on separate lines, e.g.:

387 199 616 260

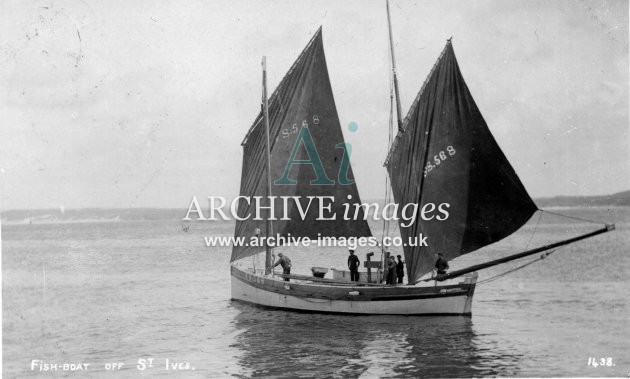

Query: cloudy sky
1 0 628 210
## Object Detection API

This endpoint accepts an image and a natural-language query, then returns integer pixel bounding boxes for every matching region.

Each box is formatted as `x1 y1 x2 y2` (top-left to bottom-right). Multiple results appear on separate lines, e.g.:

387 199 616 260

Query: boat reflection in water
229 302 521 377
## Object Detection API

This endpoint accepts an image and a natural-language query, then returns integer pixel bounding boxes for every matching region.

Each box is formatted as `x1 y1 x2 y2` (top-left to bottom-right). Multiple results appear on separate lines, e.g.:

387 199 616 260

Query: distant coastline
1 208 184 225
2 190 629 224
534 190 630 208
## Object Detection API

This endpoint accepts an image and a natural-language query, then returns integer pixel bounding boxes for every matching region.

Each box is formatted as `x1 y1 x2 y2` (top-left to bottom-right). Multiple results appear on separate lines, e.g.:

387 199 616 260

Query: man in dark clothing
273 252 292 281
386 255 397 285
435 253 449 275
396 255 405 284
348 249 360 282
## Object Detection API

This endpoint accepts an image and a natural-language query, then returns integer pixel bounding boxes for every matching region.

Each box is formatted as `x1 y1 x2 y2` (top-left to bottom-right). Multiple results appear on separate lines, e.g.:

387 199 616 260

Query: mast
261 56 274 274
386 0 404 132
430 224 615 282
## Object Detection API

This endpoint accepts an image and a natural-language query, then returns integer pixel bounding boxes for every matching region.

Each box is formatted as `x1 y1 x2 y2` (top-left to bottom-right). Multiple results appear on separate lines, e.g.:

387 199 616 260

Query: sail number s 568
281 115 320 139
424 146 456 177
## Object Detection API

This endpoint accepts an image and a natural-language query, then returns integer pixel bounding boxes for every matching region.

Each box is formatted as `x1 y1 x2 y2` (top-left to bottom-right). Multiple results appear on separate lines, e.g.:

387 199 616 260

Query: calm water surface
3 207 629 377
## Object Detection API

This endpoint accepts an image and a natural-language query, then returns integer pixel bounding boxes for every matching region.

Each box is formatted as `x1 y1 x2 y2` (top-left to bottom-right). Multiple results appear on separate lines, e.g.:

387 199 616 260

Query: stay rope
541 209 602 225
524 210 543 250
476 248 559 286
476 208 604 286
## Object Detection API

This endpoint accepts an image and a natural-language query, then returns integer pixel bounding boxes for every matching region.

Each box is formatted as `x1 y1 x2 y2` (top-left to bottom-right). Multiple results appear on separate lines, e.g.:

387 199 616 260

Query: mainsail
385 40 538 283
231 28 372 263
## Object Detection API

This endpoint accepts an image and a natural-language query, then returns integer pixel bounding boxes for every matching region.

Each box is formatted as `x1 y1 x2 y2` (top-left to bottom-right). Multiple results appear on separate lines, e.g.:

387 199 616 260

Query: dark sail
231 28 372 263
385 41 538 283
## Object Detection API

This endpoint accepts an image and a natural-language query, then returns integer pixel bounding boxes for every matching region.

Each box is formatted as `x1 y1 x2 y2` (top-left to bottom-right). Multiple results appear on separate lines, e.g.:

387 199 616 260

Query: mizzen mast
261 56 274 274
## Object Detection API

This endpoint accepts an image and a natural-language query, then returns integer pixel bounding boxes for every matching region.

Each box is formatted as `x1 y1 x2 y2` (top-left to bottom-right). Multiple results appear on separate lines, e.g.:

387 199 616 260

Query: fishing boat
229 4 614 315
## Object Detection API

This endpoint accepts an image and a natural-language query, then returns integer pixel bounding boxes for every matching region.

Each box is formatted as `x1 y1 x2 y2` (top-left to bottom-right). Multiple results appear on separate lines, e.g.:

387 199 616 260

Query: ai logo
274 121 355 186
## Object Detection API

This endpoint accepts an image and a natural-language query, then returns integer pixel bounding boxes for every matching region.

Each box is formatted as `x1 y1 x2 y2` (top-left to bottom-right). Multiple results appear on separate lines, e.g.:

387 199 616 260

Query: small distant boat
229 2 614 315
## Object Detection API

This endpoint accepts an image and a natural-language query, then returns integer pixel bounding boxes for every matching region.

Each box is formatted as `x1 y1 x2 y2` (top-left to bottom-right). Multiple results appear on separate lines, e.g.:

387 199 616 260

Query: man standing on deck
386 255 397 285
396 255 405 284
348 249 360 282
273 252 292 281
434 253 449 275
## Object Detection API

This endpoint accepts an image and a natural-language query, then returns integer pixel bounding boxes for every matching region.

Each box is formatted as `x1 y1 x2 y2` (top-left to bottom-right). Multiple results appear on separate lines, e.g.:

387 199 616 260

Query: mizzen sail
385 41 538 283
231 28 372 263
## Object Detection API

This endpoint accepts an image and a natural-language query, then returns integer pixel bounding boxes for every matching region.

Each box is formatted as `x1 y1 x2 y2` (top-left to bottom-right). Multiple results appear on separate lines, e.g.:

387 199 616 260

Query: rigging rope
468 209 604 285
477 248 559 286
523 210 544 251
541 209 602 225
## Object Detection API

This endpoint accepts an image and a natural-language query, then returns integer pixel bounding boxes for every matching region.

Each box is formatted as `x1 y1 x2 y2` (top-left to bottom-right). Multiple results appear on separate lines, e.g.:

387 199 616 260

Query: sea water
2 207 629 377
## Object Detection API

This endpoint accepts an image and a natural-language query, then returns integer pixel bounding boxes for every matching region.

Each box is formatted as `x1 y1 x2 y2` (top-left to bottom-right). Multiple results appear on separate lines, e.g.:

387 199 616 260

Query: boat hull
230 265 476 315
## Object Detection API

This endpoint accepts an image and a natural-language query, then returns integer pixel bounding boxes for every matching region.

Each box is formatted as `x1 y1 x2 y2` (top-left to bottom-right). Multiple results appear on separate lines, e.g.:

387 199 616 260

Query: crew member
396 255 405 284
273 252 292 281
435 253 449 275
386 255 397 285
348 249 360 282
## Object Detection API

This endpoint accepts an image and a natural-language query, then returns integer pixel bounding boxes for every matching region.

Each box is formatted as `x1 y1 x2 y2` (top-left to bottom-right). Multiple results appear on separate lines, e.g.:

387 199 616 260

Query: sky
0 0 628 210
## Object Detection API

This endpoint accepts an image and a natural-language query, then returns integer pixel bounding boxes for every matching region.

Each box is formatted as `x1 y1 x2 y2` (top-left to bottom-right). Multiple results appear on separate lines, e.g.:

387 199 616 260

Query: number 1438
587 357 614 367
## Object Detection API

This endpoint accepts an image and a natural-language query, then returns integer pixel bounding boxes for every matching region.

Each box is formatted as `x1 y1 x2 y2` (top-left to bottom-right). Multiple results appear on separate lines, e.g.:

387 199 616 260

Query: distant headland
534 190 630 208
2 190 629 224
